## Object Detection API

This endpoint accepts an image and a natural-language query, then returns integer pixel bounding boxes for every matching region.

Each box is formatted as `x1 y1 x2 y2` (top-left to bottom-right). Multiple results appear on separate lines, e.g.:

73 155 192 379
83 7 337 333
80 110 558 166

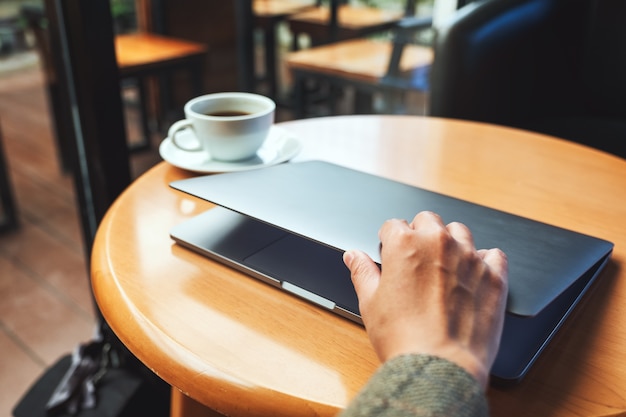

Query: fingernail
343 250 354 266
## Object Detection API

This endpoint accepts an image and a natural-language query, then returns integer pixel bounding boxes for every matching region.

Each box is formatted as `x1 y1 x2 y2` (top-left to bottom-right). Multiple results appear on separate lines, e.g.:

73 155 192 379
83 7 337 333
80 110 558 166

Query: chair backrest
428 0 626 158
429 0 592 125
430 0 626 122
383 15 433 84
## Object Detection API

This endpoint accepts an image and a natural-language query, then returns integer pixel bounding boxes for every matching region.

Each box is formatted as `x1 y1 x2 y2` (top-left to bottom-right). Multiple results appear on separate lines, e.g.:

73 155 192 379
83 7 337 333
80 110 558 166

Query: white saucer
159 126 302 174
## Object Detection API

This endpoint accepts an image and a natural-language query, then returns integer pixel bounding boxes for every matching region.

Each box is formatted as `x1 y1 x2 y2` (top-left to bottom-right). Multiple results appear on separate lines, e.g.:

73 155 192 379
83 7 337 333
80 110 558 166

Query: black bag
13 326 170 417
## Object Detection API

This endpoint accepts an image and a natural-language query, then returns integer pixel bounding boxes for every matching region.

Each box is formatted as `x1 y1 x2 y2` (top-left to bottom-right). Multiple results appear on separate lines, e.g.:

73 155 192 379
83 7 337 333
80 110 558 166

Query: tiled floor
0 47 295 414
0 57 171 416
0 63 98 415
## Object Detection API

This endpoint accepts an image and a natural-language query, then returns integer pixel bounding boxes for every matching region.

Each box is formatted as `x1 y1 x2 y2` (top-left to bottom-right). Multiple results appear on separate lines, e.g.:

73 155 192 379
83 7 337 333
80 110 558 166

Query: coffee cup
168 92 276 162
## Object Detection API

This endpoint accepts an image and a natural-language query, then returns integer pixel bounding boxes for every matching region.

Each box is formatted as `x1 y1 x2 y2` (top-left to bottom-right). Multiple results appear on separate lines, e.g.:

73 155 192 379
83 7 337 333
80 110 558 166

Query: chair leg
47 83 75 173
292 72 307 119
190 59 205 97
354 89 374 114
0 123 18 232
264 23 278 99
380 89 407 114
131 77 152 152
158 71 182 132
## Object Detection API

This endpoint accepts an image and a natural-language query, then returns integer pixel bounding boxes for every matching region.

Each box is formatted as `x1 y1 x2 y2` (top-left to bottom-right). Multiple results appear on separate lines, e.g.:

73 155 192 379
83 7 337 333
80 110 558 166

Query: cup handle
168 119 202 152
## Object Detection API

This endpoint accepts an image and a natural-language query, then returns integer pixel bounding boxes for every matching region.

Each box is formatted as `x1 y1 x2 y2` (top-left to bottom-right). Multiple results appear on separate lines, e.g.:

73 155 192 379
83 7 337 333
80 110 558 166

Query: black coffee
206 110 251 117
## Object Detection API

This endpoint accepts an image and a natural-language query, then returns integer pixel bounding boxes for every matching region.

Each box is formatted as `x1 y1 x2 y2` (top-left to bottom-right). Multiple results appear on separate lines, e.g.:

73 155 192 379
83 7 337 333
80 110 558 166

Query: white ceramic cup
168 92 276 162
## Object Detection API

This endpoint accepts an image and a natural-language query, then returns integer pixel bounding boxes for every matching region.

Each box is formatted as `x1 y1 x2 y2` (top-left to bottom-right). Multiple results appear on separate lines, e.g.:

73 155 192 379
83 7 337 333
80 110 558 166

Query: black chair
429 0 626 159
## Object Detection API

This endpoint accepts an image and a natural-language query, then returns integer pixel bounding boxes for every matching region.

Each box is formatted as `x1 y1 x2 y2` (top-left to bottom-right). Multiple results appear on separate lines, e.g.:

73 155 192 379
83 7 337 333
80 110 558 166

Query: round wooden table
91 115 626 417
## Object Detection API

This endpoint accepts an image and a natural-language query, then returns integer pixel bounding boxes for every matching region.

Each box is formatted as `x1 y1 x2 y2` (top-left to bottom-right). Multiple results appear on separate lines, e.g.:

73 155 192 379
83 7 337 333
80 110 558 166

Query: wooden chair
285 15 433 117
287 0 408 49
21 3 208 172
114 32 208 148
253 0 317 98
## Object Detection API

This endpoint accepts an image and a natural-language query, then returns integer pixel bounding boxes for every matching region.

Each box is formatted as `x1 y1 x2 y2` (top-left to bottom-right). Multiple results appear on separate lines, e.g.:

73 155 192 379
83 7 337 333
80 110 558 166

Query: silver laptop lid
170 160 613 317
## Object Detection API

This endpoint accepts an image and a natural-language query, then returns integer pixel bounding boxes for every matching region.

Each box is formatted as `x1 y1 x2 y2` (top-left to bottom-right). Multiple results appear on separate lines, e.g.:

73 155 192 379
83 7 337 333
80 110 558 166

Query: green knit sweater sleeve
339 354 489 417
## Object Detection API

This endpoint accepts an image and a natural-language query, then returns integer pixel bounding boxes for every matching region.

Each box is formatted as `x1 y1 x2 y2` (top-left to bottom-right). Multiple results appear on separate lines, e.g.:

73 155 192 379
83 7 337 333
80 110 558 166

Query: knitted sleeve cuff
339 354 489 417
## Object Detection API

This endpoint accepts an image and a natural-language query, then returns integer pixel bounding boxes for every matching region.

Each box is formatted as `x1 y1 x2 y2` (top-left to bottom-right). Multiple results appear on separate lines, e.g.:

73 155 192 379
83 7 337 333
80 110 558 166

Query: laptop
169 160 613 384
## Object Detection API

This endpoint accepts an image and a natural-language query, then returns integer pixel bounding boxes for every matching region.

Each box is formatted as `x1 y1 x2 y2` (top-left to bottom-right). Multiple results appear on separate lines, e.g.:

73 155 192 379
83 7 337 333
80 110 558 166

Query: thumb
343 250 381 304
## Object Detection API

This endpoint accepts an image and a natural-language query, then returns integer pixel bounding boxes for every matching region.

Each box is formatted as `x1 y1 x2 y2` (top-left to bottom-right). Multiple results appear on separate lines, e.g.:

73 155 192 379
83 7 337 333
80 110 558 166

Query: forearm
339 354 489 417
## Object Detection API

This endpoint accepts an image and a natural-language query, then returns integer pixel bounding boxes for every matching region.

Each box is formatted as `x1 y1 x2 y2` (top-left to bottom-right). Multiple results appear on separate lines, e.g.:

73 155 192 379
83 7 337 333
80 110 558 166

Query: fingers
378 218 409 244
479 248 507 270
478 248 509 288
446 221 475 249
409 211 445 232
380 213 507 296
385 213 476 256
348 211 509 388
378 212 446 252
343 250 381 305
409 212 473 248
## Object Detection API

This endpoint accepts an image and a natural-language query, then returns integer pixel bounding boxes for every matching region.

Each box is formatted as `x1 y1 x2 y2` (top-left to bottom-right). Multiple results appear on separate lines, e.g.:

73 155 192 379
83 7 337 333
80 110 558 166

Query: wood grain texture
115 33 208 74
92 115 626 417
254 0 316 18
288 5 404 30
285 38 432 83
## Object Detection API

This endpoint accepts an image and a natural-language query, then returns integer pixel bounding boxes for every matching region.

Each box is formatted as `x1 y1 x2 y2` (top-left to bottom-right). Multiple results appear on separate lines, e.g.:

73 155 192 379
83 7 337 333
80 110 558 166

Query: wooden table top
285 38 433 83
91 115 626 417
287 5 404 30
115 33 208 73
253 0 316 18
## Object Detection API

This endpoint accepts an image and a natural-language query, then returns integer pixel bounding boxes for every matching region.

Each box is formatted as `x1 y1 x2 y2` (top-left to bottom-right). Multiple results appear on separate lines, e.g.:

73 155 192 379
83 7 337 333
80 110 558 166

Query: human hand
343 211 508 389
